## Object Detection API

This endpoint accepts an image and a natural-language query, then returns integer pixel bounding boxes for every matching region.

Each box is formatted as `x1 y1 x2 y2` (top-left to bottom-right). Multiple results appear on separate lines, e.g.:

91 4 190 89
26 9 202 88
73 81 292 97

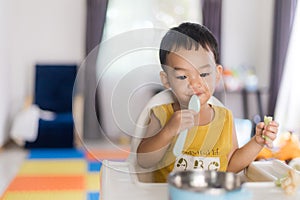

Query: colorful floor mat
1 148 129 200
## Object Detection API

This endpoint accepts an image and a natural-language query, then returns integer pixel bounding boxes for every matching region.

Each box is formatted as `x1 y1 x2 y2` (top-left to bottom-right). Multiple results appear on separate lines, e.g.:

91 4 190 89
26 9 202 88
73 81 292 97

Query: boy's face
160 47 222 108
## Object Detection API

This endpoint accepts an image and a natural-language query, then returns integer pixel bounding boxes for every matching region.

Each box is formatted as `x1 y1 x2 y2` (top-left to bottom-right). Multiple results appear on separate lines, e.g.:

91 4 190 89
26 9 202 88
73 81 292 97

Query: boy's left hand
255 121 279 148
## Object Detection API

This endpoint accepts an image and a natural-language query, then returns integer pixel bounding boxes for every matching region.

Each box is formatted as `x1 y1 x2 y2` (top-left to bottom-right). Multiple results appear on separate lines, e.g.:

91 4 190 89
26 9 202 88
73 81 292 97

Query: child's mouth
193 92 202 97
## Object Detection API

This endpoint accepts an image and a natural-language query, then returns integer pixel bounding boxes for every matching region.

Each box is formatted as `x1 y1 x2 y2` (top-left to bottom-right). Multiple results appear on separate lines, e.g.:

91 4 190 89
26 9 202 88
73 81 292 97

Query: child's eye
200 73 210 77
176 75 187 80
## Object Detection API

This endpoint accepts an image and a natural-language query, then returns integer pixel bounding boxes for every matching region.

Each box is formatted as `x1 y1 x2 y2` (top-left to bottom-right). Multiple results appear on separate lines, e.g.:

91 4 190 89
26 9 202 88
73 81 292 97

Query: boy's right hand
164 109 198 137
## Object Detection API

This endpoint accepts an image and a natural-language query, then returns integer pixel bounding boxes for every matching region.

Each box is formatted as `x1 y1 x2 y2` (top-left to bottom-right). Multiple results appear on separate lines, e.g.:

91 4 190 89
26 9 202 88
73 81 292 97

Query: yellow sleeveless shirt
151 104 233 182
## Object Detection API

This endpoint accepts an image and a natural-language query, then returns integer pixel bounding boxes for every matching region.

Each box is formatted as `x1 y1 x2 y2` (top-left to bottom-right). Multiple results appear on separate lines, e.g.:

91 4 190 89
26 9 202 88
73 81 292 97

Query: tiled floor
0 142 27 196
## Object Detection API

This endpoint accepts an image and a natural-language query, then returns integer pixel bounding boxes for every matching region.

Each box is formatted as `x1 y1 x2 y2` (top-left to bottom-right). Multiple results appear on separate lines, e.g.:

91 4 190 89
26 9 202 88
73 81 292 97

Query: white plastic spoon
173 95 201 156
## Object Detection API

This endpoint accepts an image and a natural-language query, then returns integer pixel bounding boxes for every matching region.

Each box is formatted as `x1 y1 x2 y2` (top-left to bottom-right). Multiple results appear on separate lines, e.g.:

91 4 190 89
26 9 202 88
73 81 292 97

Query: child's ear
160 71 170 89
216 64 223 83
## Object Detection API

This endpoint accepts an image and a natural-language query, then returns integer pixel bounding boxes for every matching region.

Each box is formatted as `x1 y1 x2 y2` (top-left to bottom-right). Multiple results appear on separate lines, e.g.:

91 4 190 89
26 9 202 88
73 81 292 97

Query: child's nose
188 76 203 89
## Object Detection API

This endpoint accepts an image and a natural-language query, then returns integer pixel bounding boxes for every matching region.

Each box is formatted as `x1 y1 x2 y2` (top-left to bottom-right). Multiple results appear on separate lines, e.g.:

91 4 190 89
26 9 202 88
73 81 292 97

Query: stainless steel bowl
168 170 242 193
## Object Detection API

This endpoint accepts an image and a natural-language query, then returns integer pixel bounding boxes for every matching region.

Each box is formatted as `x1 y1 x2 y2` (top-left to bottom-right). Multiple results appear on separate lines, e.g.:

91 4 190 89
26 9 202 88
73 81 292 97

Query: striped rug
1 148 130 200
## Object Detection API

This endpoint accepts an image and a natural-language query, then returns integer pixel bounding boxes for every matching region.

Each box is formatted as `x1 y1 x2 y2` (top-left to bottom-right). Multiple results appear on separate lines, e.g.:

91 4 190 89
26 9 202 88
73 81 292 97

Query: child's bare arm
227 120 279 173
137 109 196 168
136 112 173 168
227 135 264 173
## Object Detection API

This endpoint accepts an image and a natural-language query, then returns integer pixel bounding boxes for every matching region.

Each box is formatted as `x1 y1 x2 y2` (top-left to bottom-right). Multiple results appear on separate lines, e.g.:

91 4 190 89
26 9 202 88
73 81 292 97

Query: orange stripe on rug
6 175 85 191
1 191 85 200
85 148 130 161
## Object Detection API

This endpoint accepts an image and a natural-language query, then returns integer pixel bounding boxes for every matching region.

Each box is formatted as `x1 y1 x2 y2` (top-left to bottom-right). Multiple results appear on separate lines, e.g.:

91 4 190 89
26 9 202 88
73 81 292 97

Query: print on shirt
173 154 220 172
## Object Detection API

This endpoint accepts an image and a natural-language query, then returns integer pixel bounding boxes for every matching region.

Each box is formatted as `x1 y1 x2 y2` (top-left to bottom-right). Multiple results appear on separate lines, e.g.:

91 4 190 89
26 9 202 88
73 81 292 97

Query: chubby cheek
202 76 216 92
199 93 211 106
170 82 190 103
168 77 188 91
172 86 188 98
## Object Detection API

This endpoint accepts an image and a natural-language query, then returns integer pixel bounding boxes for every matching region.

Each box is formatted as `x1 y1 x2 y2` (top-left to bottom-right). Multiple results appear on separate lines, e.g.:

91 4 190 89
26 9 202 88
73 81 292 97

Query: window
102 0 202 40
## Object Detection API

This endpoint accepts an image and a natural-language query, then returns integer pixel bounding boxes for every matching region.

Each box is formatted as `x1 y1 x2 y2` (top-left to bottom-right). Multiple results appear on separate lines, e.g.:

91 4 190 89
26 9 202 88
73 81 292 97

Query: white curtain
274 2 300 146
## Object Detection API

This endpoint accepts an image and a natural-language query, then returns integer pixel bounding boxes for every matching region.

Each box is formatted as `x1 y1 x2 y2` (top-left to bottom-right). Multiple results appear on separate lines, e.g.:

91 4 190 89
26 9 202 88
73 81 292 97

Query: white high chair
100 89 252 200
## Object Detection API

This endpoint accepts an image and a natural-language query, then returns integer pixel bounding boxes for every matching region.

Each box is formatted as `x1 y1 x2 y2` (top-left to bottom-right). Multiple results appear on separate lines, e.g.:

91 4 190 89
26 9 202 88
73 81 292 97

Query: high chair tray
245 159 295 182
100 160 168 200
100 160 300 200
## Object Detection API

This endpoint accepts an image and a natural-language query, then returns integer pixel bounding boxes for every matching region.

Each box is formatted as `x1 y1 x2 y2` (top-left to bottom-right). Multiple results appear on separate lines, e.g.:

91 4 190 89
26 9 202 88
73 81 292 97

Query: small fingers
269 121 279 127
264 122 279 133
263 121 278 138
264 132 274 148
262 131 276 142
256 122 265 131
177 110 196 129
255 122 264 136
262 120 279 148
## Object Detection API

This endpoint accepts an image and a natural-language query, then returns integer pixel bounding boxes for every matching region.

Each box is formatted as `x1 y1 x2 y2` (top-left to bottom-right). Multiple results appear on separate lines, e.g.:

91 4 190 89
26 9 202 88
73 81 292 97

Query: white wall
0 0 12 146
0 0 86 146
221 0 274 118
9 0 86 107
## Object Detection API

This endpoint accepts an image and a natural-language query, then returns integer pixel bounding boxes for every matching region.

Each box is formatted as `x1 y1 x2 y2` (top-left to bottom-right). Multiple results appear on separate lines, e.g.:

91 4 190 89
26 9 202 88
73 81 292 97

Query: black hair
159 22 219 67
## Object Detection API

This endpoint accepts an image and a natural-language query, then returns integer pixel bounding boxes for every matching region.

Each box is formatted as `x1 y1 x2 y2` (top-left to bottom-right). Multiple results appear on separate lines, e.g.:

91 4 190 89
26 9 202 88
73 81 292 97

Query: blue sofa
25 64 77 148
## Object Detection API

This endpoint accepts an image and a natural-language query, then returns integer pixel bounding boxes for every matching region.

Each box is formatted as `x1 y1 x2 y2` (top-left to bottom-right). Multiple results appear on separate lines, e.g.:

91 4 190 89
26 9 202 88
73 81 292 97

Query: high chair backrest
130 89 175 155
128 89 174 182
128 89 225 183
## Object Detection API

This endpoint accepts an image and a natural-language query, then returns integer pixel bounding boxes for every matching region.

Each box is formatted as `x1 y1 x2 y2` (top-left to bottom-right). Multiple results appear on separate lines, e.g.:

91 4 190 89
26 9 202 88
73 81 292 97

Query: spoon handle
173 129 188 157
173 95 200 157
